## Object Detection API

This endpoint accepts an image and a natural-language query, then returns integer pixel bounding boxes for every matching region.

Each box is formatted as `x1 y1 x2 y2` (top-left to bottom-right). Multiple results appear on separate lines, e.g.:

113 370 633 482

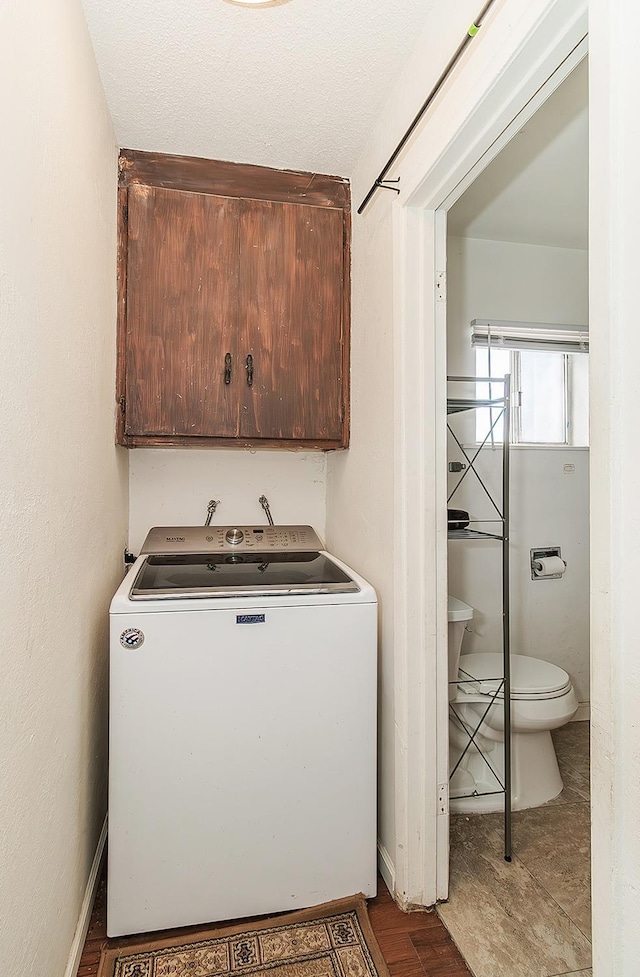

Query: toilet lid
448 595 474 622
458 653 572 698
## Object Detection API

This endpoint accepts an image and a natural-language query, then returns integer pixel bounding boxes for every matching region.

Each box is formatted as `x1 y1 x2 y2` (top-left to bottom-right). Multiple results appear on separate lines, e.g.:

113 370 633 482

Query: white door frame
390 0 588 908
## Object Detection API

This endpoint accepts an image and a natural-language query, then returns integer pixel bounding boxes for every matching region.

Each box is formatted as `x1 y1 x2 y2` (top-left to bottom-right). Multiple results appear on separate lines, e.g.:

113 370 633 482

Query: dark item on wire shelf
448 508 470 531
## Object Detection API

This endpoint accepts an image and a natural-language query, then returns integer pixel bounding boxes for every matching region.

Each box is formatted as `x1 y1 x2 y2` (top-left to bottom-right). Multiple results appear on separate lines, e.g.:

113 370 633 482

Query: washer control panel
140 525 324 555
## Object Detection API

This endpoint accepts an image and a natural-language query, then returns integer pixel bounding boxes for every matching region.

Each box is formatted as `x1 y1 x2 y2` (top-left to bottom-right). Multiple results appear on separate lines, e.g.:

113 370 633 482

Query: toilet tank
448 596 474 701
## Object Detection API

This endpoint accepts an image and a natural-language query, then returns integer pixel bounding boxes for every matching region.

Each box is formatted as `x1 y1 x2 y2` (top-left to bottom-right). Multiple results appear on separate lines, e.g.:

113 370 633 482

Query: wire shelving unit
447 374 512 862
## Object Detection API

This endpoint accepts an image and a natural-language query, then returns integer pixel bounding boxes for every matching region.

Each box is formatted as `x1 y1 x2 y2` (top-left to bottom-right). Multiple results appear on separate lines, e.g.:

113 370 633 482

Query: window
475 347 589 446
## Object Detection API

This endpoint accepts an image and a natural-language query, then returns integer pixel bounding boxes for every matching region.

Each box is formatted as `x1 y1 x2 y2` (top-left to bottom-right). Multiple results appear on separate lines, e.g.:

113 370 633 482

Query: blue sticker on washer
236 614 266 624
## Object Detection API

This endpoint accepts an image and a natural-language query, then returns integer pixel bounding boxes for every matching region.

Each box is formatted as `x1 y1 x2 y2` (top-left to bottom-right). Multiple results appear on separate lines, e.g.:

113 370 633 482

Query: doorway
438 58 591 976
388 5 589 919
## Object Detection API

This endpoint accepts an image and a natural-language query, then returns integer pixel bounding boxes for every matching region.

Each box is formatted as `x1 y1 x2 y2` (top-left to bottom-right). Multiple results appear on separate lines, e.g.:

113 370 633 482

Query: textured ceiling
449 59 588 250
81 0 440 176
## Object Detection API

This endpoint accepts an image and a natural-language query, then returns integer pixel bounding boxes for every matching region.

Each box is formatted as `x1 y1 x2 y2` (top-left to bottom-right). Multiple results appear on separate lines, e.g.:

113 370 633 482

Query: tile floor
437 721 591 977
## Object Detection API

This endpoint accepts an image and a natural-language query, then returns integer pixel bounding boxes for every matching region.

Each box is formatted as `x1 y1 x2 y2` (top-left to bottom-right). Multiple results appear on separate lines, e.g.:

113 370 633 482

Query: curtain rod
357 0 499 216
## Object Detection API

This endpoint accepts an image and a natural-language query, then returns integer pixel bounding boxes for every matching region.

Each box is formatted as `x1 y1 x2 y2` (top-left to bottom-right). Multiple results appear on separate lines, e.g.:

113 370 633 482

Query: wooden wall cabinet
117 150 351 448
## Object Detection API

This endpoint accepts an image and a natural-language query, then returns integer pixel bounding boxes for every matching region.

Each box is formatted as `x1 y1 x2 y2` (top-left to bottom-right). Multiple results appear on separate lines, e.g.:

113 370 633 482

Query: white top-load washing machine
108 525 377 937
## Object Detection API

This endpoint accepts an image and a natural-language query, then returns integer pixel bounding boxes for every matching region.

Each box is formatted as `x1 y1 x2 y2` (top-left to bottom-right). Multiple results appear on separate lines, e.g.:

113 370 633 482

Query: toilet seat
447 596 474 621
458 653 572 701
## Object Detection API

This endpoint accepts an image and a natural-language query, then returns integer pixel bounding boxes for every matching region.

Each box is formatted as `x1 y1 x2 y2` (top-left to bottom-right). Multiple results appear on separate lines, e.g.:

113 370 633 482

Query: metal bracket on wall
375 178 401 194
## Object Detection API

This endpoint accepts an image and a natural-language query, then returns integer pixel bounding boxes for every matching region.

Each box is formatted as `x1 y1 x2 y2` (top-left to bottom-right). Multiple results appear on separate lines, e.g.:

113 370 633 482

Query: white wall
590 2 640 971
447 236 590 704
448 448 590 699
0 2 127 975
327 0 483 896
326 191 397 864
129 450 326 552
447 237 589 367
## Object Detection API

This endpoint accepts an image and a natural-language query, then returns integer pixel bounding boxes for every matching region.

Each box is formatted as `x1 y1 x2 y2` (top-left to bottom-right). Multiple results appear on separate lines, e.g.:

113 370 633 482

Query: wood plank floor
78 872 471 977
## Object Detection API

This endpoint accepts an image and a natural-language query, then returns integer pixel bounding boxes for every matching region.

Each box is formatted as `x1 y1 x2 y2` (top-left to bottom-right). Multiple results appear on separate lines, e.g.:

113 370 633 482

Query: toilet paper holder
530 546 566 580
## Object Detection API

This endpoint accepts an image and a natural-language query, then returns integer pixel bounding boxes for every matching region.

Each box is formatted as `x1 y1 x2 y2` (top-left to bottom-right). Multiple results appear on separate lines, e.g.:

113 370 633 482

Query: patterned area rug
97 895 390 977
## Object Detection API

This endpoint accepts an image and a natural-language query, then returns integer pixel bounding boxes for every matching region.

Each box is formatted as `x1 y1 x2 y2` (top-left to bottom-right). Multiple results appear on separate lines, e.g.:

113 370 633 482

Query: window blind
470 319 589 353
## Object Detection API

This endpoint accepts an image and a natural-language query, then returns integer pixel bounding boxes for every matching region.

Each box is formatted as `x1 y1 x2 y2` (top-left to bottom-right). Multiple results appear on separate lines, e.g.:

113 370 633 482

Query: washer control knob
225 527 244 545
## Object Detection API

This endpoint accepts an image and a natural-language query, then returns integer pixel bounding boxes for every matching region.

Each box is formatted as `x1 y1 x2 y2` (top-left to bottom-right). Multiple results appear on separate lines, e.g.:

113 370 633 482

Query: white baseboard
572 701 590 722
377 839 395 896
64 814 108 977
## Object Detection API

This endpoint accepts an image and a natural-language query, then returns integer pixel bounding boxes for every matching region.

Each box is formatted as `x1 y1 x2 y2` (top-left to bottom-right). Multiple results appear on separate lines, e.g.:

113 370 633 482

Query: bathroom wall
447 236 590 706
0 1 128 974
129 449 327 552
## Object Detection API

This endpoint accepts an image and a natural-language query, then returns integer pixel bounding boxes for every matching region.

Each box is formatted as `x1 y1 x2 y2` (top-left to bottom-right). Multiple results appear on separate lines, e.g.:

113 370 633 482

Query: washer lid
129 551 360 599
448 596 474 622
458 652 571 696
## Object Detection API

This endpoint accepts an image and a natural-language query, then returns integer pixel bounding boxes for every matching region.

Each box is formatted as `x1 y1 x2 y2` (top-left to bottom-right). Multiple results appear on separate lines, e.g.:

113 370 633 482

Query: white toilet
448 596 578 813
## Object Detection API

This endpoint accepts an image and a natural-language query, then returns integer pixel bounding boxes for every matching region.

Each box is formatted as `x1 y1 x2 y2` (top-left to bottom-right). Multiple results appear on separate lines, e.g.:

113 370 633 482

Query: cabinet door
237 199 344 441
125 185 240 438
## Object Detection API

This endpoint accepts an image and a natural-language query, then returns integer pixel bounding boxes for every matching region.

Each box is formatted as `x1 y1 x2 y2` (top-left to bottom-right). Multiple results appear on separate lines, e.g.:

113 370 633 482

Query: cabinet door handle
224 352 232 385
246 354 254 387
